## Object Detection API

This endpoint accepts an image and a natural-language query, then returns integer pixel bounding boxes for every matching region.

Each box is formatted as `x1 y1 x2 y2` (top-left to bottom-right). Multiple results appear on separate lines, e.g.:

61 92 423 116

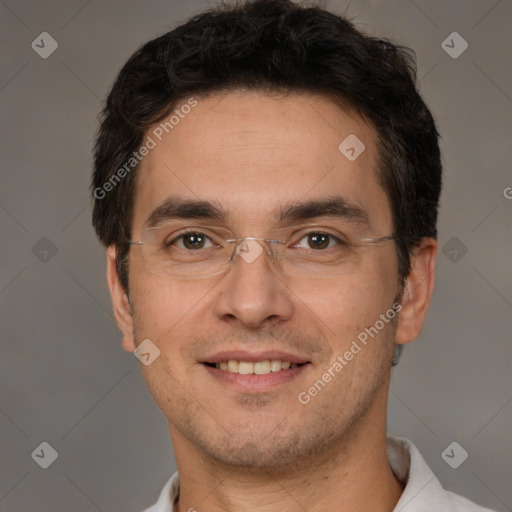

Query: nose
213 239 294 330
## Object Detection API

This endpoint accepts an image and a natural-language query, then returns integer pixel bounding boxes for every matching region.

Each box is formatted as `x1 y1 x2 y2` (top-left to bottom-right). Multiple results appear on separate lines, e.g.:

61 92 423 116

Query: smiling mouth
203 360 308 375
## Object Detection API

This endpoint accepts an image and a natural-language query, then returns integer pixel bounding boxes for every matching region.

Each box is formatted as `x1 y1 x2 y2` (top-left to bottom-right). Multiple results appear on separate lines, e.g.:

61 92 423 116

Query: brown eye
168 232 214 250
183 233 206 249
294 232 341 250
307 233 330 249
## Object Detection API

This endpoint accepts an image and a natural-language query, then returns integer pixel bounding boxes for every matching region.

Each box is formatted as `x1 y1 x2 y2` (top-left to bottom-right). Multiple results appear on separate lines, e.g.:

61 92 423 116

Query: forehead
132 90 392 233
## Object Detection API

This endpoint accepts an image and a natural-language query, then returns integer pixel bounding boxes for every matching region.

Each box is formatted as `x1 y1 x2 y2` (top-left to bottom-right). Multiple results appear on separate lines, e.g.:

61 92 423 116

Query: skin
106 90 437 512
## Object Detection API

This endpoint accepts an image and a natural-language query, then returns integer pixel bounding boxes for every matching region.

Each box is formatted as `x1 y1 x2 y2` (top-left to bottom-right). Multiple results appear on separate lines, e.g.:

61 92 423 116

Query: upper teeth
215 360 298 375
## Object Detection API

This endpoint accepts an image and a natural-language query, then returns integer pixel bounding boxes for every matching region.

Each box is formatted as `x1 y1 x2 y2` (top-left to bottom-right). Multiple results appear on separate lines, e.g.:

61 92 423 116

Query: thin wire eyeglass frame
127 233 395 279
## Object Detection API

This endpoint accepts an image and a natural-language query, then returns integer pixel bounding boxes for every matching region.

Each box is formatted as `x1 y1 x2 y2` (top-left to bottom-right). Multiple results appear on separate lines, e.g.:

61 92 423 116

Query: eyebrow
279 197 369 226
145 197 229 229
144 196 369 229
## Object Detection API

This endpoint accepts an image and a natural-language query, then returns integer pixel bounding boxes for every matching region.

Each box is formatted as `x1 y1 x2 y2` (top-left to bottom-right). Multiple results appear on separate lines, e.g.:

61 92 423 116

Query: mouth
203 359 306 375
200 351 311 392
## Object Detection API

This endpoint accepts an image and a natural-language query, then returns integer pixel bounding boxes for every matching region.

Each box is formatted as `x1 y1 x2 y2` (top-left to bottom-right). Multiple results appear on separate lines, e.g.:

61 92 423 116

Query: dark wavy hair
92 0 442 305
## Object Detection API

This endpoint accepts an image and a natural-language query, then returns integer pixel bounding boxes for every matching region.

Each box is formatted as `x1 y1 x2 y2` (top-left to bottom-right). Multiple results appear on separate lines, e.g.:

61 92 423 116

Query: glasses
127 223 394 280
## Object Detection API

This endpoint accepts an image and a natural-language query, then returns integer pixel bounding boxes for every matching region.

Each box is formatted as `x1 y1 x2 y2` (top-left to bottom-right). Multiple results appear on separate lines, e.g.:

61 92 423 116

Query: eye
294 232 343 250
167 232 216 250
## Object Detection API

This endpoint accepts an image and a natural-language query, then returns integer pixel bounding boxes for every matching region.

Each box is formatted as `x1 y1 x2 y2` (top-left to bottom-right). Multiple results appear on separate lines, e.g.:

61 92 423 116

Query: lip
200 350 310 365
202 362 311 393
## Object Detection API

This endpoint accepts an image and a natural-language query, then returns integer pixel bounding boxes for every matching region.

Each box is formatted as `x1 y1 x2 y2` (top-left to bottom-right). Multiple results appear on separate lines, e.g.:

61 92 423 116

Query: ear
106 245 136 352
395 237 437 345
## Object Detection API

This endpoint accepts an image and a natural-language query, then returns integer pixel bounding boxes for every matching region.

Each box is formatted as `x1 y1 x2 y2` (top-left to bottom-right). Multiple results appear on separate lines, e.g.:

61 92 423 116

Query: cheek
129 272 214 341
289 263 395 337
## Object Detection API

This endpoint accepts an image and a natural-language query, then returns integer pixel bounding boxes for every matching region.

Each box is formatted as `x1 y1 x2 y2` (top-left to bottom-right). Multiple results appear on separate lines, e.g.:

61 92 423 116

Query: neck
170 388 403 512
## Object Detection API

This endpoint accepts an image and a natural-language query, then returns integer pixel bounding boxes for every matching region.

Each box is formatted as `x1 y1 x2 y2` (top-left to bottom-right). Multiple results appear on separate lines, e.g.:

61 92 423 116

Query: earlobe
106 245 136 352
395 238 437 345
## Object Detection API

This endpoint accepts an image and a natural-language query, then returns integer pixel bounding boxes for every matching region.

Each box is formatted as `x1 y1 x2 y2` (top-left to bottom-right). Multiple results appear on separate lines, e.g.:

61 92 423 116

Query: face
108 90 434 470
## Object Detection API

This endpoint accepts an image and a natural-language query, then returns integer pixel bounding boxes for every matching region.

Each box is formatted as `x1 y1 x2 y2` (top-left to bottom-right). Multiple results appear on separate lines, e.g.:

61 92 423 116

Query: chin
207 434 306 470
191 416 335 471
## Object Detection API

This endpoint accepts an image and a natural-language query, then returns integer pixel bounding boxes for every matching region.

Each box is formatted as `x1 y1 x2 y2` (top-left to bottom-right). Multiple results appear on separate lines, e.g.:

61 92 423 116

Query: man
91 1 496 510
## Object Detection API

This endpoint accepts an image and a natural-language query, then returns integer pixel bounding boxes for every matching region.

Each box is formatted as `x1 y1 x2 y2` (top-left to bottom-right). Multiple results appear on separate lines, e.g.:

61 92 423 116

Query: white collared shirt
141 436 497 511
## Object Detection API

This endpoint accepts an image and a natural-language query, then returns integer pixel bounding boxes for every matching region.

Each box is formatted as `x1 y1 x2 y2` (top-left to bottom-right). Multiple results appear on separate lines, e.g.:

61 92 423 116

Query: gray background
1 0 511 511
